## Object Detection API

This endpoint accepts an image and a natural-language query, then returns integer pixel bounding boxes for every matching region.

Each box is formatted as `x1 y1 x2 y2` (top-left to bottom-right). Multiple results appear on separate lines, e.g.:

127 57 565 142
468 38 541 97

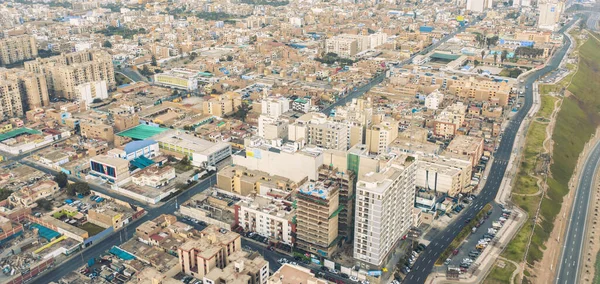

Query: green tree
66 182 90 196
189 52 198 61
151 55 158 66
36 199 53 210
102 40 112 48
0 189 12 201
493 53 498 65
179 156 191 166
481 50 485 61
54 172 68 188
500 50 508 63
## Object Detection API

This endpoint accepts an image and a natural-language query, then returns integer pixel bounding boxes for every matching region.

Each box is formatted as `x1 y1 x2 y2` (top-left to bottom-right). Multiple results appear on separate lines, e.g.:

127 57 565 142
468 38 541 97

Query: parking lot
445 204 513 273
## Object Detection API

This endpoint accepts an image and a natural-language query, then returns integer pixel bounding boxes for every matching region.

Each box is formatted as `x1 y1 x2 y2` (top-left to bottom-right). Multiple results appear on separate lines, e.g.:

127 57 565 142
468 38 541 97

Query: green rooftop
430 53 461 61
0 128 41 142
117 125 169 140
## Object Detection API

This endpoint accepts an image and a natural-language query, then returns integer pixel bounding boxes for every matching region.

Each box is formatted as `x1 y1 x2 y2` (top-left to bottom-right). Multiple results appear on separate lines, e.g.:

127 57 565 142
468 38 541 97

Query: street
555 142 600 284
403 17 578 284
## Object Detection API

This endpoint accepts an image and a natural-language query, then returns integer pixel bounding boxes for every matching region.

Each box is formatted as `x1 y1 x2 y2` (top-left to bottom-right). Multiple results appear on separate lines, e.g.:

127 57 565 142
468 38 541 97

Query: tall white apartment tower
353 154 417 268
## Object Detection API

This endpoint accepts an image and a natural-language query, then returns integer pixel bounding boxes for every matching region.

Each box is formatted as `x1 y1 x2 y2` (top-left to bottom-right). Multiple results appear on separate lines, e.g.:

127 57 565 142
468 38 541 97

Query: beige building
445 135 484 167
0 35 37 66
131 165 176 188
0 68 49 115
235 196 295 245
203 92 242 117
433 102 467 139
416 156 472 197
24 50 115 99
217 165 297 197
0 73 24 119
80 122 114 142
288 112 348 150
269 264 327 284
203 251 269 284
114 113 139 132
178 225 242 279
295 180 340 257
447 78 512 106
9 180 59 207
366 117 399 155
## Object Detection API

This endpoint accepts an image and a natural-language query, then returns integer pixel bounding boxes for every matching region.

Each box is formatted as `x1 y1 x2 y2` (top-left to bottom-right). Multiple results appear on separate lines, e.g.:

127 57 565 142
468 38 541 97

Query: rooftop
117 125 170 140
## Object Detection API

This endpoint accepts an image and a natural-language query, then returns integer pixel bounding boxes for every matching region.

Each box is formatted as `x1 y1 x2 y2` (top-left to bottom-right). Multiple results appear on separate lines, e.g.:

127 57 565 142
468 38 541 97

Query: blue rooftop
124 139 157 154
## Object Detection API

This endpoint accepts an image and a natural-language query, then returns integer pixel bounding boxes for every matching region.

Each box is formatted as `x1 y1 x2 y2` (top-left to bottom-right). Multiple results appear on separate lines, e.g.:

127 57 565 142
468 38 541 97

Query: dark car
340 273 349 279
320 266 329 271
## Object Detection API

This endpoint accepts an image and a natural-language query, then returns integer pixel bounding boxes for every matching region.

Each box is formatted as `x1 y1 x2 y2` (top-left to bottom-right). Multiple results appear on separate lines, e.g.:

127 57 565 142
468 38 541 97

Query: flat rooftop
117 125 170 140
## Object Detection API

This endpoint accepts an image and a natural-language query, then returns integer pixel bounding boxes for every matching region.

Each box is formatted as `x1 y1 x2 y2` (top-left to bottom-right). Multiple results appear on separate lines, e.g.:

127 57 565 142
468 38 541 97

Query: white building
466 0 492 12
131 165 176 188
232 138 323 183
353 154 417 268
288 112 348 150
289 17 303 28
261 96 290 118
235 196 295 245
154 130 231 167
415 156 472 197
292 97 311 113
153 68 199 91
424 91 444 110
76 81 108 108
108 140 160 161
538 0 564 31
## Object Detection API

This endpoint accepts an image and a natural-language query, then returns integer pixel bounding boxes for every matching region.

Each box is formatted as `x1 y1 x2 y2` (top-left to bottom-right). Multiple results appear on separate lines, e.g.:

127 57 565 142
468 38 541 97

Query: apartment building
538 0 564 31
261 96 290 118
131 165 176 188
178 225 242 278
416 156 472 197
75 81 108 108
232 138 324 183
202 92 242 117
317 165 355 243
0 74 24 119
80 122 115 142
447 77 512 106
424 91 444 110
325 33 388 57
445 135 484 167
9 180 59 207
155 130 231 167
288 112 348 150
353 154 417 268
433 102 467 139
24 50 115 99
235 196 295 245
466 0 492 12
217 165 298 197
269 264 328 284
0 35 37 66
154 68 199 91
365 117 399 155
295 181 340 257
203 251 269 284
114 113 140 132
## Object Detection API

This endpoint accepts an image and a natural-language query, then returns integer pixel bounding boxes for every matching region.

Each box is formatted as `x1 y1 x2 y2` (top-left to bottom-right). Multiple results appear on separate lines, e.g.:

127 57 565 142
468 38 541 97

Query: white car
349 276 359 282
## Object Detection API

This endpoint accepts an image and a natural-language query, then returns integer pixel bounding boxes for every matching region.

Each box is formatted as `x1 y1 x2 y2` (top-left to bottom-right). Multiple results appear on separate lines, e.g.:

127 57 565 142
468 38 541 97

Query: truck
492 221 502 229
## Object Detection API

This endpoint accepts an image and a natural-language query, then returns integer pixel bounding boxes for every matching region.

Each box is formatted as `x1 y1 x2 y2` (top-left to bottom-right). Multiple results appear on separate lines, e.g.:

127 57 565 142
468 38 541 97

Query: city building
261 96 290 119
9 180 59 207
203 92 242 117
0 72 24 119
235 195 295 245
353 154 417 268
433 102 467 139
288 112 348 150
179 188 238 229
89 154 131 185
538 0 564 31
154 68 200 91
325 33 388 57
0 35 37 66
232 138 324 183
217 165 298 197
24 50 116 100
365 117 399 155
155 130 231 167
203 251 269 284
268 264 328 284
131 165 176 188
317 165 355 243
445 135 484 167
114 113 140 132
416 156 472 197
466 0 492 12
75 81 108 108
424 90 444 110
108 139 160 161
80 122 115 143
178 225 242 278
295 180 340 258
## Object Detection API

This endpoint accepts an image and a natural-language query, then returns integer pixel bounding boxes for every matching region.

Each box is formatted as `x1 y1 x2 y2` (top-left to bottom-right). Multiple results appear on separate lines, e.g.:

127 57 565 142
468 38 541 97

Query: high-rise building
295 180 340 257
0 35 38 66
466 0 492 12
288 112 348 150
325 33 388 58
24 50 115 100
538 0 564 31
353 154 417 268
0 68 50 119
317 165 355 244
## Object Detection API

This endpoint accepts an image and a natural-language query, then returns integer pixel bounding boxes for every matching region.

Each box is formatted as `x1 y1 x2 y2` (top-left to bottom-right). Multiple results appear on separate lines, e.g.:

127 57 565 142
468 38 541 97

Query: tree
0 189 11 201
36 199 53 211
226 55 233 61
500 50 508 63
189 52 198 61
493 53 498 65
172 90 180 97
66 182 90 196
92 98 103 104
102 40 112 48
151 55 158 66
54 172 68 188
481 50 485 61
179 156 191 166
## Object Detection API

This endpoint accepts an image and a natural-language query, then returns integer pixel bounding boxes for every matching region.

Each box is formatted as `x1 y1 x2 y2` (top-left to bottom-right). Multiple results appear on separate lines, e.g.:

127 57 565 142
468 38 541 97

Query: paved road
587 12 600 31
116 67 147 83
556 142 600 284
28 174 217 284
403 17 578 284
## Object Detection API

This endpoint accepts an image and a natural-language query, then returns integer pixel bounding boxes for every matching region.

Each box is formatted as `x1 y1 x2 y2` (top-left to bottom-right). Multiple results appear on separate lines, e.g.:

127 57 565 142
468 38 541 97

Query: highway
556 142 600 284
403 17 578 284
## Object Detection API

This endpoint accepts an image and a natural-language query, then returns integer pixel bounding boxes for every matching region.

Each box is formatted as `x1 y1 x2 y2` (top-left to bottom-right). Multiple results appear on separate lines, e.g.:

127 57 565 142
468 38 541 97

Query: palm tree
481 50 485 61
500 50 508 63
493 53 498 65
